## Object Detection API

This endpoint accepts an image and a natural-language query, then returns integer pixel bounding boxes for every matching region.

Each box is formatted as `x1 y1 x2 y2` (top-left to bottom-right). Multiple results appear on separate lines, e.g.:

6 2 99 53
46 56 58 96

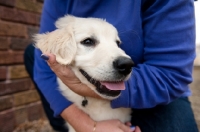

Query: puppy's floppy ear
34 26 76 65
55 15 76 29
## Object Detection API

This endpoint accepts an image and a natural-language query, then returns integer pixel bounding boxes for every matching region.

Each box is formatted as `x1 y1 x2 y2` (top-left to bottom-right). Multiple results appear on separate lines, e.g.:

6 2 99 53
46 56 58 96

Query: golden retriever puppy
34 16 134 132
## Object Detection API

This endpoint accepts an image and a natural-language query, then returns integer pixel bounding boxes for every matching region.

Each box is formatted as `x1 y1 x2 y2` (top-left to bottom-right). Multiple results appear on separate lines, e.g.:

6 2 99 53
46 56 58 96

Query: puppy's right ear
34 26 76 65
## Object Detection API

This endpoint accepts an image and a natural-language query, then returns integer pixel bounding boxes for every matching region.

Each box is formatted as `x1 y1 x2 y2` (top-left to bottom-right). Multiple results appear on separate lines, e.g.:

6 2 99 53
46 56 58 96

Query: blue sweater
34 0 196 116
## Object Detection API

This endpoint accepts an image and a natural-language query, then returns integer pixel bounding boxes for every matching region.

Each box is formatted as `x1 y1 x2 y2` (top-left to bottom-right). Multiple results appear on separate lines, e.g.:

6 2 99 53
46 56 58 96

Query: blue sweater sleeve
111 0 196 108
34 0 72 117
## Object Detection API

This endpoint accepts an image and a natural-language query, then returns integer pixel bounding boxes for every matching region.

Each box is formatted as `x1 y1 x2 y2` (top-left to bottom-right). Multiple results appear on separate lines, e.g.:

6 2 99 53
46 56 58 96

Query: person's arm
42 0 195 111
111 0 196 108
44 0 196 110
61 104 140 132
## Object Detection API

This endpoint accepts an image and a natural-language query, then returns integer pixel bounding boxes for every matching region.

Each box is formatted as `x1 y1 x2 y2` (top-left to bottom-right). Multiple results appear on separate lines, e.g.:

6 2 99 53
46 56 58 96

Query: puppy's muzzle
113 56 134 76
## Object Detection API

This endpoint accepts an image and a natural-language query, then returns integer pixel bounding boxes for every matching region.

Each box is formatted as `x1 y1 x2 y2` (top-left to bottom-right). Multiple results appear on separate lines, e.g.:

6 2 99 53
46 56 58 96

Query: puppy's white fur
34 16 131 132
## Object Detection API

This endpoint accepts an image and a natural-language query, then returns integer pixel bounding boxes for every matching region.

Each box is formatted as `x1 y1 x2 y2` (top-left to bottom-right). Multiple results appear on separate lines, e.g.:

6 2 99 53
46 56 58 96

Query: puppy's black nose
113 56 134 75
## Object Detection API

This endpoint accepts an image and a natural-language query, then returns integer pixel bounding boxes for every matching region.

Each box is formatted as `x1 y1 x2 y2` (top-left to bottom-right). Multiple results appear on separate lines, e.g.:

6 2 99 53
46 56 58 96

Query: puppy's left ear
34 26 76 65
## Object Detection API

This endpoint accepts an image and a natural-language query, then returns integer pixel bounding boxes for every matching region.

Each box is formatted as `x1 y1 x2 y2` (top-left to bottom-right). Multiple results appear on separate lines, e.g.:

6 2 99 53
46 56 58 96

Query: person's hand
125 122 141 132
42 53 79 83
41 53 101 99
95 120 141 132
133 126 141 132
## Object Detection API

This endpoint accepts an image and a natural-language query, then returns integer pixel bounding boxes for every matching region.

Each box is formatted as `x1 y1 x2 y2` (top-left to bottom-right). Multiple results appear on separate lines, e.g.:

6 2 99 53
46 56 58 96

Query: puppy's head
34 15 134 100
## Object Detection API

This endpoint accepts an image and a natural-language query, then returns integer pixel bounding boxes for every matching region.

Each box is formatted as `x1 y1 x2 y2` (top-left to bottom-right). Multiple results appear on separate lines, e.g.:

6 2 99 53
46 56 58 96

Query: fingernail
130 126 135 131
41 54 49 60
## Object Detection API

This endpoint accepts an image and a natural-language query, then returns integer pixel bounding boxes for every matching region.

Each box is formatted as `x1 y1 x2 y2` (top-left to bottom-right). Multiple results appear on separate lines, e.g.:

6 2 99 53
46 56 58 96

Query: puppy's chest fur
57 78 131 132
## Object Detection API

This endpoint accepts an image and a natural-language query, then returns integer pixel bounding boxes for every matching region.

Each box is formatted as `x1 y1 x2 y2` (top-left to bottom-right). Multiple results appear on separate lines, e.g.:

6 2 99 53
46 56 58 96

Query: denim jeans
131 97 199 132
24 44 198 132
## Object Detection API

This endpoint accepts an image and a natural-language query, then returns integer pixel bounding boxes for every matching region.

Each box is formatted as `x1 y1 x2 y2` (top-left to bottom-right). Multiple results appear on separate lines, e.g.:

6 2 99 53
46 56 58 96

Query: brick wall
190 66 200 130
0 0 46 132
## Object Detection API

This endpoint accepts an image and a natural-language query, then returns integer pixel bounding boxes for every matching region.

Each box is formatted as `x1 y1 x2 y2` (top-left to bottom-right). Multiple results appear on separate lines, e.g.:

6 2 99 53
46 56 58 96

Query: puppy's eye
116 40 121 47
81 38 95 46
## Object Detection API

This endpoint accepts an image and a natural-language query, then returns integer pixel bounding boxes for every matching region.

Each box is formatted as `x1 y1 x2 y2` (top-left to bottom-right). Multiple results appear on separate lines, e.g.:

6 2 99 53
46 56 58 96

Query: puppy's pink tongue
100 81 125 90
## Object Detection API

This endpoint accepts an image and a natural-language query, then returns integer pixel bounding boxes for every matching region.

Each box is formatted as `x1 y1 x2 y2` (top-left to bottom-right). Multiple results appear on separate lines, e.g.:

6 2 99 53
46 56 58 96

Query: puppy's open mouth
80 69 125 97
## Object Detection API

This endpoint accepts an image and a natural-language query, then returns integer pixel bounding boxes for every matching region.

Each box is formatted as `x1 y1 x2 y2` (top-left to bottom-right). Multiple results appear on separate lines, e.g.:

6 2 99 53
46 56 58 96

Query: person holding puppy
24 0 198 132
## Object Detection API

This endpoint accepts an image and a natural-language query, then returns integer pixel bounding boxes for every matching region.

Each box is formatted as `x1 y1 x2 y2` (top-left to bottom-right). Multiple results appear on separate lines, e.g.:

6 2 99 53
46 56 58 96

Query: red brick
0 6 40 25
13 90 40 106
29 80 36 89
16 0 43 13
9 65 29 79
0 66 7 80
0 0 15 7
10 37 31 50
27 102 44 121
0 110 15 132
0 51 24 64
0 21 27 37
0 96 13 111
37 0 44 3
0 37 10 50
0 78 32 96
27 26 39 39
14 106 28 126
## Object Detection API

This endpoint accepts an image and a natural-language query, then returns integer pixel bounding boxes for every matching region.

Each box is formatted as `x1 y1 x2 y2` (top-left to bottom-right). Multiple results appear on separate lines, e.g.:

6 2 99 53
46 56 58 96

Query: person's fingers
118 122 133 132
41 53 57 65
134 126 141 132
125 122 132 127
42 53 77 79
45 53 57 65
41 53 64 75
41 54 49 61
